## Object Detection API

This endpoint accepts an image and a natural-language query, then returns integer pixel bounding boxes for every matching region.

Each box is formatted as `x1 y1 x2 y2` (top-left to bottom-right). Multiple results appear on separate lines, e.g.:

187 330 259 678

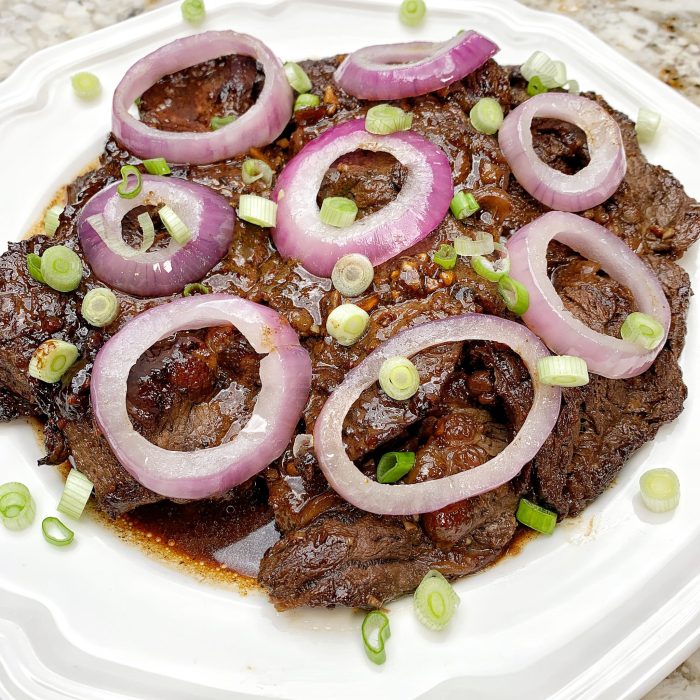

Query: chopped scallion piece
527 76 548 96
137 212 155 252
210 115 236 130
470 97 504 135
57 468 94 520
0 482 35 531
183 282 211 296
379 356 420 401
454 232 495 257
376 451 415 484
498 275 529 315
399 0 426 27
331 254 374 297
620 312 664 350
520 51 567 89
41 517 75 547
40 245 82 292
27 253 44 283
564 79 580 94
365 103 413 135
635 108 661 144
516 498 557 534
326 303 369 346
159 205 191 244
361 611 391 665
71 71 101 100
639 468 680 513
116 165 142 200
432 244 457 270
413 570 460 631
320 197 358 228
238 194 277 227
44 205 64 236
471 243 510 282
181 0 205 24
81 288 119 327
241 158 274 187
294 93 321 111
283 61 313 93
28 339 79 384
142 157 171 176
537 355 589 387
450 191 480 220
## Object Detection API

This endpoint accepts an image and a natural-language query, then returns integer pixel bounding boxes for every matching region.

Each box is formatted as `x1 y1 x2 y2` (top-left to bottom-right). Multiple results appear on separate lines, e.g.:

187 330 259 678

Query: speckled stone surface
0 1 698 698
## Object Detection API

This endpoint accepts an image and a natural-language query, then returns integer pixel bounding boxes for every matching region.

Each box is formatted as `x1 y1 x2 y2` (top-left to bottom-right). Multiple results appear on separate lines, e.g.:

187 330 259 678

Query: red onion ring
507 211 670 378
272 119 452 277
79 175 234 297
498 93 626 212
334 31 498 100
314 315 561 515
91 294 312 500
112 31 293 164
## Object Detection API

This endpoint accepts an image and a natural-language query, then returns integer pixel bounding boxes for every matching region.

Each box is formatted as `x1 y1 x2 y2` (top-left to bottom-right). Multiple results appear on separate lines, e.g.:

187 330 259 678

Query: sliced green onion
498 275 529 315
137 212 155 252
320 197 358 228
326 303 369 346
238 194 277 227
471 243 510 282
413 570 460 631
470 97 504 135
28 339 79 384
27 253 45 283
620 312 664 350
0 482 35 531
537 355 589 387
454 232 494 257
399 0 426 27
57 468 94 520
635 108 661 144
639 468 680 513
527 76 549 96
564 79 580 95
71 71 101 100
331 254 374 297
520 51 567 89
40 245 82 292
44 204 64 236
181 0 205 24
41 517 75 547
210 115 236 130
81 288 119 327
362 611 391 665
116 165 142 200
377 451 416 484
379 356 420 401
432 244 457 270
516 498 557 534
283 61 312 93
450 191 480 220
142 157 171 176
183 282 211 296
294 93 321 111
365 103 413 135
159 205 191 244
242 158 274 187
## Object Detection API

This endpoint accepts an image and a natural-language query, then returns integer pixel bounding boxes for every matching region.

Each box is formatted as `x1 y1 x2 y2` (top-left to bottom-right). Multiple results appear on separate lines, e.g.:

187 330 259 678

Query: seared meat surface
0 54 697 608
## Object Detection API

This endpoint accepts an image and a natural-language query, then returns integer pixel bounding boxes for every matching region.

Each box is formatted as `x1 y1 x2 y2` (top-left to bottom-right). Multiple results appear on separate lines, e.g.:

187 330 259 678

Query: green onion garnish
40 245 83 292
27 253 44 283
320 197 358 228
159 205 191 244
413 570 460 631
471 243 510 282
241 158 274 187
331 254 375 297
469 97 504 135
361 611 391 665
537 355 589 387
116 165 143 200
432 244 457 270
283 61 313 94
520 51 567 89
454 232 494 257
365 103 413 135
326 303 369 346
498 275 529 315
620 312 664 350
238 194 278 227
0 482 36 531
142 157 171 176
639 468 680 513
44 204 64 236
527 76 549 96
379 356 420 401
399 0 426 27
28 339 79 384
181 0 205 24
564 79 580 94
294 93 321 111
57 468 94 520
376 451 416 484
635 108 661 144
71 71 101 100
516 498 557 534
183 282 211 296
450 191 480 220
137 212 155 252
210 115 236 130
41 517 75 547
81 288 119 328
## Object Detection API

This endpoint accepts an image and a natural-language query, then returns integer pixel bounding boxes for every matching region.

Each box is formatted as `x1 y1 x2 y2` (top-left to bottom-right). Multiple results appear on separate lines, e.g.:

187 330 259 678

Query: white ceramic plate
1 1 699 698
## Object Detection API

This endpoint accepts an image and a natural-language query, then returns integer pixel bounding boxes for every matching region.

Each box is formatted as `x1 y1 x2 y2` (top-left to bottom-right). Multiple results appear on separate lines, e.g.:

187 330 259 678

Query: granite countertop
0 1 698 698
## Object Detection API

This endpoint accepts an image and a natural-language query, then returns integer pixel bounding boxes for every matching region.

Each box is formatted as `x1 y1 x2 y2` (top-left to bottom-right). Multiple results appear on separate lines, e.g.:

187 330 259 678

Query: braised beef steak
0 55 696 608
